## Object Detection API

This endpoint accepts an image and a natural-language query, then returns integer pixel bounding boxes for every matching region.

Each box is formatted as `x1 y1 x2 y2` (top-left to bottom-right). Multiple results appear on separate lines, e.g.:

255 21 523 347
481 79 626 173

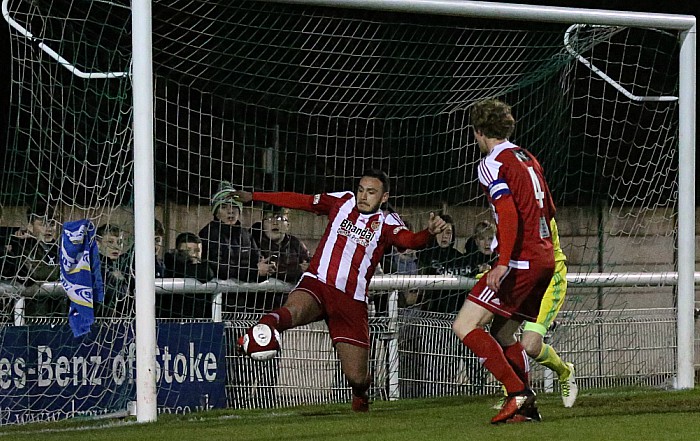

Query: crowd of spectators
0 189 491 320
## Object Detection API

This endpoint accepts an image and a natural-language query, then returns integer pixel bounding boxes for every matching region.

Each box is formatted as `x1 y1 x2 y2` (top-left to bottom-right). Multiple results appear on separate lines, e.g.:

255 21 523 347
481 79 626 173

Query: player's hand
486 264 508 292
230 190 253 203
427 212 447 235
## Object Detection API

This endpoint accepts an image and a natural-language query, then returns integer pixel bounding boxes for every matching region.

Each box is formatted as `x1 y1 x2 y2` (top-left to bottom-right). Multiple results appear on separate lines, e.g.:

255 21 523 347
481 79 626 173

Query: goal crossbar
260 0 696 29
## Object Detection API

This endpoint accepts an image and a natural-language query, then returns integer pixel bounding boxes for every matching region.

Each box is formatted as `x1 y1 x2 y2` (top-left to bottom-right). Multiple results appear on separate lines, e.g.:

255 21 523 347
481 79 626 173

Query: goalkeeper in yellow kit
490 218 578 408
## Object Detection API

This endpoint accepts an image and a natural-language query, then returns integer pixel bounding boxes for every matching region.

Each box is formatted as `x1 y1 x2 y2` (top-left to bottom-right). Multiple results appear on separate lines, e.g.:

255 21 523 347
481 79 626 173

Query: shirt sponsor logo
338 218 375 247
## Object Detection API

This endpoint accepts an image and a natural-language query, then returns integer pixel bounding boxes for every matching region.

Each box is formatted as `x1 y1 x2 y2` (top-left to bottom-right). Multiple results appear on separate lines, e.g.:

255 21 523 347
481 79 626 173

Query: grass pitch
0 388 698 441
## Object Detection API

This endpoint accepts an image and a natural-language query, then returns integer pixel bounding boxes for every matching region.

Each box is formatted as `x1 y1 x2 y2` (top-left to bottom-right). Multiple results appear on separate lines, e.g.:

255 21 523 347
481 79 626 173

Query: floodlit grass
0 388 698 441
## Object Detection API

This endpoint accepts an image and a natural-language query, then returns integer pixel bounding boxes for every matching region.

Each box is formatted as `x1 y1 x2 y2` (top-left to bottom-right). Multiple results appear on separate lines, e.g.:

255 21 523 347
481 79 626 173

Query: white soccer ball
241 324 280 361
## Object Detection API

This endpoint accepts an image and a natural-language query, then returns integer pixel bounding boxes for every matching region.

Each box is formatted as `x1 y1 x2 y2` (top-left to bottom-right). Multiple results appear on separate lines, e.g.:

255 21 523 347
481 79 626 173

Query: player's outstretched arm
241 190 319 213
392 212 447 250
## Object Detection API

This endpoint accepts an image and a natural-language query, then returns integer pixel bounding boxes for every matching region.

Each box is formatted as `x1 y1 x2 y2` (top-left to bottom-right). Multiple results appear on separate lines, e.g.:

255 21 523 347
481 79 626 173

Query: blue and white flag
60 219 104 337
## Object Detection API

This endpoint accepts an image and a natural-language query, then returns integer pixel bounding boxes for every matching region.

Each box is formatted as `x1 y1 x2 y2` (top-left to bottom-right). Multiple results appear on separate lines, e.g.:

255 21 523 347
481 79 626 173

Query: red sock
258 307 293 332
462 328 524 394
503 342 530 388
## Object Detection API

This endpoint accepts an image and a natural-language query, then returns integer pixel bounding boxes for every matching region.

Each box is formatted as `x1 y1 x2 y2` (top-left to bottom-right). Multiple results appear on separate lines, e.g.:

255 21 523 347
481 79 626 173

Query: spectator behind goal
250 206 310 284
1 206 60 285
96 224 133 317
160 232 215 318
198 181 275 282
164 232 216 283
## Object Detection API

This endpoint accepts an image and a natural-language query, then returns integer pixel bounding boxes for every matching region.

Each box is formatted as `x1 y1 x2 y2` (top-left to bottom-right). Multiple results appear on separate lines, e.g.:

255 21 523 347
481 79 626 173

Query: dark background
0 1 696 209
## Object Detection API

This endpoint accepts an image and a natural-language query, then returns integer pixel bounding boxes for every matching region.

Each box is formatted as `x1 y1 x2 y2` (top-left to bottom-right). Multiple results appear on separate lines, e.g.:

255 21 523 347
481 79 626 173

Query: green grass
1 388 699 441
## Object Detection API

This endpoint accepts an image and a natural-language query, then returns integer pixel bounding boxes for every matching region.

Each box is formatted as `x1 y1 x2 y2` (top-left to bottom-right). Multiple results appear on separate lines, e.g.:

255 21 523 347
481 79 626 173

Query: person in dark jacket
160 232 216 318
165 232 216 283
96 224 132 317
249 207 311 311
199 181 275 312
462 220 497 277
1 207 63 316
417 214 469 313
250 206 310 284
198 181 275 282
2 207 60 285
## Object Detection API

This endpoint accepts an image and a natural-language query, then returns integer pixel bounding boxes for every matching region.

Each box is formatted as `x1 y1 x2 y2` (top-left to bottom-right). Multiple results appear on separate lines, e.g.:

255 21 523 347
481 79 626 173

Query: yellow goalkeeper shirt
550 218 567 263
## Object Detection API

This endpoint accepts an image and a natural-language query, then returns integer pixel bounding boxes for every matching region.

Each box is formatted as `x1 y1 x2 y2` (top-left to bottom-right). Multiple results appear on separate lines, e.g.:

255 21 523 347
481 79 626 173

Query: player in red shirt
453 99 556 424
230 169 447 412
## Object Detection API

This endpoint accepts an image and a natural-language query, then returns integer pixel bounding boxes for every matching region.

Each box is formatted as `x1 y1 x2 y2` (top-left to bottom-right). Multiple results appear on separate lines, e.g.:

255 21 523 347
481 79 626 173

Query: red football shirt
253 191 432 301
477 141 555 269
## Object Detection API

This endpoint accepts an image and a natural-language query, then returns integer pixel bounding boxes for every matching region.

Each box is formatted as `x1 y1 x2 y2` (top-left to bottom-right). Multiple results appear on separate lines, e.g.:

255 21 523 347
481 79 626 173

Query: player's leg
238 278 324 358
524 324 577 408
258 289 323 331
454 301 522 391
453 299 533 423
322 285 372 412
522 262 577 407
335 342 371 412
491 316 530 389
487 315 542 420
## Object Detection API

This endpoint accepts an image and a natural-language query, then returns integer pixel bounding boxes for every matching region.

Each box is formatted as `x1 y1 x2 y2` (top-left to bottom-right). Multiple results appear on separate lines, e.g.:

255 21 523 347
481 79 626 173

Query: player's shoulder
316 191 354 205
382 212 409 237
384 211 405 227
328 190 353 198
492 142 525 161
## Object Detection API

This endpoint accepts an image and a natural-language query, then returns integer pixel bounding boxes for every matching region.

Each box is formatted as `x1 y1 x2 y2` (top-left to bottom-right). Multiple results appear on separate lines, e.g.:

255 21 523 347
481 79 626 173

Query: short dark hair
440 213 455 228
155 219 165 237
26 205 54 223
470 99 515 139
361 169 390 193
96 224 123 239
175 232 201 248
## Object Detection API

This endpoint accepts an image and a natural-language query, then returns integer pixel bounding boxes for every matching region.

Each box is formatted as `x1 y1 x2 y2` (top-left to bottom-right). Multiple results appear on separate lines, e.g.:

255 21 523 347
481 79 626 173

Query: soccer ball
239 324 281 361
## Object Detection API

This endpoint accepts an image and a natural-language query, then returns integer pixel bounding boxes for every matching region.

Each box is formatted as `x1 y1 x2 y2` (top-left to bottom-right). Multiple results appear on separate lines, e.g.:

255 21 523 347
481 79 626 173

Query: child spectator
160 232 215 318
463 220 498 276
1 206 63 316
2 207 60 285
199 181 275 282
164 232 216 283
96 224 132 317
378 218 420 313
417 213 469 313
199 181 276 313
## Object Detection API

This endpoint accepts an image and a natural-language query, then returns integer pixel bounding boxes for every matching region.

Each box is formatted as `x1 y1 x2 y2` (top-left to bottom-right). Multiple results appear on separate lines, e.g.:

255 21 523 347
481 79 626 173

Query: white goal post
132 0 158 424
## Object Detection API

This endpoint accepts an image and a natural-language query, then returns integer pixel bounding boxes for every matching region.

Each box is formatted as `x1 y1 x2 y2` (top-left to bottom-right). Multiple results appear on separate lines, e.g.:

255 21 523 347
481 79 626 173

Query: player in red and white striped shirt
452 99 556 424
230 169 447 412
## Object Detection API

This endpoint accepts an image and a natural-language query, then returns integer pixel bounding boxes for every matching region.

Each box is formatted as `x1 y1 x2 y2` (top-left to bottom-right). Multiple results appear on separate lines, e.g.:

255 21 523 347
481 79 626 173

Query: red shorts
468 265 554 322
295 276 369 348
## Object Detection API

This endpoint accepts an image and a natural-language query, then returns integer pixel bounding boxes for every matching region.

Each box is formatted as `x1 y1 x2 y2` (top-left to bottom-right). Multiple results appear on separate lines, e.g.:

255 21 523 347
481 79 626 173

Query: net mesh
0 0 683 423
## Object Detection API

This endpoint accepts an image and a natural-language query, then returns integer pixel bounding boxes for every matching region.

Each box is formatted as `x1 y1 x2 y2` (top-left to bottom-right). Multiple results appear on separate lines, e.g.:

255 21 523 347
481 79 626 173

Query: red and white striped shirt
253 191 432 301
478 141 555 269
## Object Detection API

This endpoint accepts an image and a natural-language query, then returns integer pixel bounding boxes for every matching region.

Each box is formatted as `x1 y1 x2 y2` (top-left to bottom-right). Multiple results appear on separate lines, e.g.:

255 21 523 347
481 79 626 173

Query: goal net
0 0 690 423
